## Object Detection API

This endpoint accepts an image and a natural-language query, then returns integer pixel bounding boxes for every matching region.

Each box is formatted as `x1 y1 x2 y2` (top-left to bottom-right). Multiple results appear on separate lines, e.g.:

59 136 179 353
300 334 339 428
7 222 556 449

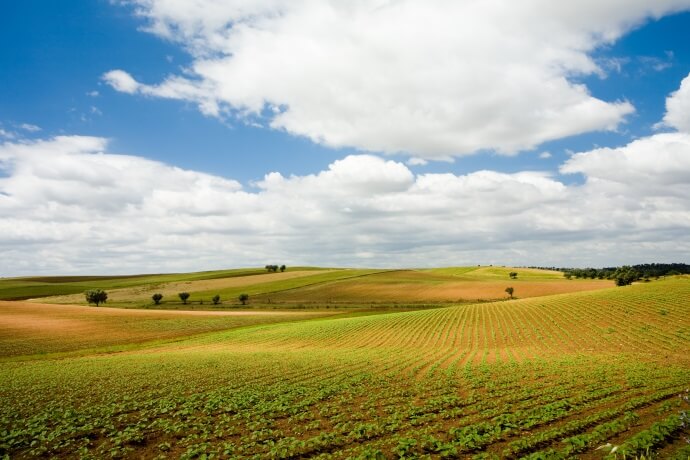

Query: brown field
0 301 337 358
253 269 612 304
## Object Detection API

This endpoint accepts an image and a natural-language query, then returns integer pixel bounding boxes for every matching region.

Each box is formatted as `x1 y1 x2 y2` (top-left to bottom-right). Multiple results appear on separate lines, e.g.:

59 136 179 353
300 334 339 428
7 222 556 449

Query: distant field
0 267 323 301
252 268 611 305
1 277 688 458
14 266 612 309
427 265 566 280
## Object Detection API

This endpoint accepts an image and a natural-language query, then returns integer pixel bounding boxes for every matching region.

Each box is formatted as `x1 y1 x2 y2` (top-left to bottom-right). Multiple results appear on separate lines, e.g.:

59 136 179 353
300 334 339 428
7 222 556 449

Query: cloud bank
104 0 690 159
4 67 690 276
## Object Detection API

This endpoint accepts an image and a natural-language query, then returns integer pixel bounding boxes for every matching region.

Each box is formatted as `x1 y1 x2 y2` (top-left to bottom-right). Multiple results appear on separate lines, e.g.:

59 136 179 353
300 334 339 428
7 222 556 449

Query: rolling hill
0 275 688 458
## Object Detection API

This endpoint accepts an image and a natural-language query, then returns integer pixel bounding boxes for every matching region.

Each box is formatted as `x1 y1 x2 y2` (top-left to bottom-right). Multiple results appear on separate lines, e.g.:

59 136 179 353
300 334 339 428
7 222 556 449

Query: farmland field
7 266 613 309
0 274 689 459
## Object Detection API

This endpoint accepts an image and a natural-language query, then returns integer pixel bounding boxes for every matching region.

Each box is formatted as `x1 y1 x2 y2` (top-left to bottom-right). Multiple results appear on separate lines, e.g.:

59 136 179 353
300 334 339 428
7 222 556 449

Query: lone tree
238 293 249 305
152 293 163 305
505 287 514 299
509 271 518 279
85 289 108 307
212 294 221 305
178 292 190 305
280 264 286 272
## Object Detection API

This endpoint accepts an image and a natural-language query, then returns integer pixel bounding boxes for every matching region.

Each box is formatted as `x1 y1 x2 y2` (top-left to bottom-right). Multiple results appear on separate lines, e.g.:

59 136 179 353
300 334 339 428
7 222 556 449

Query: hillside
1 277 688 458
2 266 612 308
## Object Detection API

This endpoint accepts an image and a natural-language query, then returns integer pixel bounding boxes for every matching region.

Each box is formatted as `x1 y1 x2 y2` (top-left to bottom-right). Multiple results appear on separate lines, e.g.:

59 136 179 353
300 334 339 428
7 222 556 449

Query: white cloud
87 90 100 97
407 157 428 166
0 129 15 140
102 70 141 94
19 123 41 132
662 72 690 133
539 151 553 159
102 0 690 159
561 132 690 205
2 130 690 275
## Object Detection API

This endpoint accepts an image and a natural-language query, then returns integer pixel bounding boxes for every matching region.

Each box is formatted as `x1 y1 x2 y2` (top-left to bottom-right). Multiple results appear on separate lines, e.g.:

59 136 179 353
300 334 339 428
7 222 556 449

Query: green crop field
0 275 688 459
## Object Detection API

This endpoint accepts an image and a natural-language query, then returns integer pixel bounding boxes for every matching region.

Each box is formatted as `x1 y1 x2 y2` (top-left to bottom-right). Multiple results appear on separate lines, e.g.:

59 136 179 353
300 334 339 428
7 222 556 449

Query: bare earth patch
263 277 612 304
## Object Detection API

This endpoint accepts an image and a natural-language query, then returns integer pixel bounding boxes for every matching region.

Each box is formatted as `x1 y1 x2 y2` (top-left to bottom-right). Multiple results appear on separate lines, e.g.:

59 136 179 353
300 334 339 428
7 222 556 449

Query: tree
613 266 640 286
505 287 514 299
178 292 190 304
85 289 108 307
509 272 518 279
212 294 221 305
152 293 163 305
564 273 572 280
238 293 249 305
280 264 286 272
265 265 279 273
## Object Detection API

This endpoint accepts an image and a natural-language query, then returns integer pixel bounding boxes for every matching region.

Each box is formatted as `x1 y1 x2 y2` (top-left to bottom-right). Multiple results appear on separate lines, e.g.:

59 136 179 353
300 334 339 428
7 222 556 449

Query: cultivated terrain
0 267 688 459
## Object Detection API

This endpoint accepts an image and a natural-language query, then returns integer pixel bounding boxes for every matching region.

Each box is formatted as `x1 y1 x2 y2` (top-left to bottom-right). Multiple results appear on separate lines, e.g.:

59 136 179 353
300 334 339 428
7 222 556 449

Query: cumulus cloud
662 73 690 132
2 129 690 275
100 0 690 159
102 70 141 94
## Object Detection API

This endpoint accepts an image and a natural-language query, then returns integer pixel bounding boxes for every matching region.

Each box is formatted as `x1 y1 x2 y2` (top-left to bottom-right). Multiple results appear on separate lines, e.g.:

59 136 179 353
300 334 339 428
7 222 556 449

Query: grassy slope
1 277 689 458
0 267 324 301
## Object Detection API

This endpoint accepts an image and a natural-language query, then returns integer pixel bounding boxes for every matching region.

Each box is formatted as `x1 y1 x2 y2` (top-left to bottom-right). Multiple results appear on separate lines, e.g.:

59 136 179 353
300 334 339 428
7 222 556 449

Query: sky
1 0 690 275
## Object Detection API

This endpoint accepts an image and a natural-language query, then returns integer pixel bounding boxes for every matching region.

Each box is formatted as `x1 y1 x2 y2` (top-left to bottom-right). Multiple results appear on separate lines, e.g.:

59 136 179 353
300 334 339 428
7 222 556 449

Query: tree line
265 264 286 272
529 263 689 286
85 290 250 307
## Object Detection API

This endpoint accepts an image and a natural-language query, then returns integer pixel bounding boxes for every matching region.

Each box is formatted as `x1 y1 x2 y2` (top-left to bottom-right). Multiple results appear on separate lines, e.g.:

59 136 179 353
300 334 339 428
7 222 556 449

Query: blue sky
2 1 690 274
1 0 349 181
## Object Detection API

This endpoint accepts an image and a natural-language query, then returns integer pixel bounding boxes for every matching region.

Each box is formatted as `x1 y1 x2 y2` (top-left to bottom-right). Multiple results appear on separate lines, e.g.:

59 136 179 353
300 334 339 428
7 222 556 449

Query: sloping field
428 266 566 280
0 267 278 300
8 266 611 309
32 268 389 308
254 268 611 305
1 278 689 458
0 301 337 357
208 277 690 363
